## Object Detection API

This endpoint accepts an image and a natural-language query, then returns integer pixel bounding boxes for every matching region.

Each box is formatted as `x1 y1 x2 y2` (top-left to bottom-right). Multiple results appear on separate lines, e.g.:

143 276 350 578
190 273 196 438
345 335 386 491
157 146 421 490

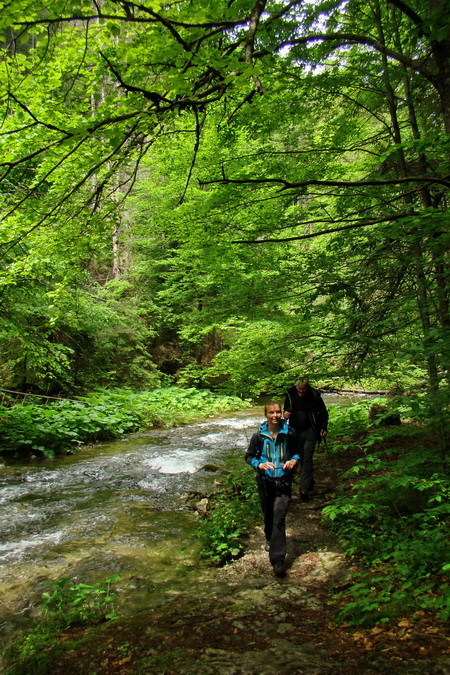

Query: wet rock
194 498 209 514
199 464 222 473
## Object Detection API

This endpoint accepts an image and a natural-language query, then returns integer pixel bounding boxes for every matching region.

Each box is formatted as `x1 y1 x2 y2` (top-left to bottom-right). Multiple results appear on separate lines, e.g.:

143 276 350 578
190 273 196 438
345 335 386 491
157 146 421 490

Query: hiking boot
273 561 286 577
300 490 310 502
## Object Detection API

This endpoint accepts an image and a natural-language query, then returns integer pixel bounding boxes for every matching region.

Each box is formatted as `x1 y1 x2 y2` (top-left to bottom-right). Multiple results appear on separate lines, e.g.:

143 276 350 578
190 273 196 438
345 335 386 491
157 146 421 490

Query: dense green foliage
0 387 250 457
3 576 120 675
0 0 449 648
0 0 449 412
323 409 450 626
0 398 141 457
197 458 260 564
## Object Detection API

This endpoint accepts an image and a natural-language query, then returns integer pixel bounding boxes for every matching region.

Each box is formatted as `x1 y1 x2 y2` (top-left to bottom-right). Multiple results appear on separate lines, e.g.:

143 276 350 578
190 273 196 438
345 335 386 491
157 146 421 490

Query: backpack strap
255 430 263 460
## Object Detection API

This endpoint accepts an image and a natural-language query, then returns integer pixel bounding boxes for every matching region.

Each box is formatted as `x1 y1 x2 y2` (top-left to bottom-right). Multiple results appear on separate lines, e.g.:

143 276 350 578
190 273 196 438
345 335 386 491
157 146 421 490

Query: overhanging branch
232 212 421 243
200 174 450 190
254 32 435 84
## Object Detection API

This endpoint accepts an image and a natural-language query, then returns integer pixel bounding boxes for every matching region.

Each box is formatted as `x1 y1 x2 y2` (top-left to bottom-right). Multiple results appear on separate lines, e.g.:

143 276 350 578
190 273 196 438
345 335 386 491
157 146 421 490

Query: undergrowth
197 457 260 565
323 405 450 627
3 575 120 675
0 387 250 458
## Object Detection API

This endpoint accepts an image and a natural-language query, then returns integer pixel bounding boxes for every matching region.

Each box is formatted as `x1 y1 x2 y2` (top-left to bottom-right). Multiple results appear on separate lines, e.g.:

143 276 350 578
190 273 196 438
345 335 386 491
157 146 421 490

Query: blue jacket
245 419 299 483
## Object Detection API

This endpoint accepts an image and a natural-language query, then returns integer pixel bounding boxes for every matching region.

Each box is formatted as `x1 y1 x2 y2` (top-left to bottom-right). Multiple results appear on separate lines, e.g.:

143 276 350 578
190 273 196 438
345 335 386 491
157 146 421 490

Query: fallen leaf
398 619 411 628
371 626 385 635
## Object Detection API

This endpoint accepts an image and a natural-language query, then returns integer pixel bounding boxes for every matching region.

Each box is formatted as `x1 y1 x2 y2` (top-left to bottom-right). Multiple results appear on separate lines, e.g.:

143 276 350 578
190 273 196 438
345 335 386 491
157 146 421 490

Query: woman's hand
258 462 274 470
282 459 297 470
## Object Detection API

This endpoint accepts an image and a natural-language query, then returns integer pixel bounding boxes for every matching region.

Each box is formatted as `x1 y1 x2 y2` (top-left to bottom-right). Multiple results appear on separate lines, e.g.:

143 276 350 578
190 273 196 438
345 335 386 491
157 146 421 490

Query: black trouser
295 427 317 493
257 479 291 564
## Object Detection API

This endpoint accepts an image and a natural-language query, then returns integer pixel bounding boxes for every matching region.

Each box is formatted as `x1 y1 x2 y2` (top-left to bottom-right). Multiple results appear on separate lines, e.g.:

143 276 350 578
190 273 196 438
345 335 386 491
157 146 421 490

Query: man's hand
284 411 291 419
282 459 297 470
320 430 327 438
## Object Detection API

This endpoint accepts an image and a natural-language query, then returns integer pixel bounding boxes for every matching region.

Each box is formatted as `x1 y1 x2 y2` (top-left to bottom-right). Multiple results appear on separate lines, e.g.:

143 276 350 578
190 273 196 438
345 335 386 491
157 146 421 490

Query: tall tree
0 0 449 406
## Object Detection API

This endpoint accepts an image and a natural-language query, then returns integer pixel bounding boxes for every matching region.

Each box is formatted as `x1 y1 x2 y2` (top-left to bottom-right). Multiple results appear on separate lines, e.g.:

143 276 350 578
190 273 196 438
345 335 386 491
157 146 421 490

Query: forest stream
1 398 449 674
0 407 273 635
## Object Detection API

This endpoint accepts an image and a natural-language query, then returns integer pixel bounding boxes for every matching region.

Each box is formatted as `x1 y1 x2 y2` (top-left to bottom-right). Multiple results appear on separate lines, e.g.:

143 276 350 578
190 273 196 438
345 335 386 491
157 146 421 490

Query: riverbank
5 441 449 675
0 387 251 459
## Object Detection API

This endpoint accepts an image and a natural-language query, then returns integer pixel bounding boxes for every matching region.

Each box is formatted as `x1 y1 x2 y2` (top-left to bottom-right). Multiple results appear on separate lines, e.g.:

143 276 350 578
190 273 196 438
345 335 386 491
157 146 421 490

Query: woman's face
265 404 282 424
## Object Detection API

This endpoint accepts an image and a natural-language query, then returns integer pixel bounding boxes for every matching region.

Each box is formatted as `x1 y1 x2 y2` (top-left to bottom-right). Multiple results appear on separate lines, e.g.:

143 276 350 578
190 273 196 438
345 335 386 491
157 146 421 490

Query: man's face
296 381 309 397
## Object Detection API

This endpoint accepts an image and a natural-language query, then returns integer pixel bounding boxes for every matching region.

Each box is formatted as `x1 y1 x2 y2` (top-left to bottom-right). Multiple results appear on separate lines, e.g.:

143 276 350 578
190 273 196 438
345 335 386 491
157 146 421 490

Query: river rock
198 464 223 472
195 498 210 513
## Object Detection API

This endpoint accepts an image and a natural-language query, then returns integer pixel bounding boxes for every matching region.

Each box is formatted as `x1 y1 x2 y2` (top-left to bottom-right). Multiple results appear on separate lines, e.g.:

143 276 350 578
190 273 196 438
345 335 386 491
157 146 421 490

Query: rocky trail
40 450 450 675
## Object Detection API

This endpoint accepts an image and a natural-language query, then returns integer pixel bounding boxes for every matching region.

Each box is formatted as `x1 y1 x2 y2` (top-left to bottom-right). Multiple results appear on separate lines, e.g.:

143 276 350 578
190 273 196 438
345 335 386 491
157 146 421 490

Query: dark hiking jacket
283 386 328 441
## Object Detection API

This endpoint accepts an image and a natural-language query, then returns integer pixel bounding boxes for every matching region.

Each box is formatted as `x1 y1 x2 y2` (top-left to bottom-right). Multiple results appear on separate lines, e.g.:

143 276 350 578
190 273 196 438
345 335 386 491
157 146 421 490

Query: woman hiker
245 401 299 577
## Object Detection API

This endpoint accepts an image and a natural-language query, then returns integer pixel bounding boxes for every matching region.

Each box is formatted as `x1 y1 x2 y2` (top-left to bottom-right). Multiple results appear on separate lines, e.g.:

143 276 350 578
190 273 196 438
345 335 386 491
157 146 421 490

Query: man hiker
283 377 328 502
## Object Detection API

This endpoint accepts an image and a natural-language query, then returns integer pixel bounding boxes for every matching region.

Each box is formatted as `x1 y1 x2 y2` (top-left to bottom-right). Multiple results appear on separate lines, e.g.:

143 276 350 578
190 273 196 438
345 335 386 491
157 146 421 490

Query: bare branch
387 0 424 28
263 1 303 29
178 108 206 205
7 92 71 136
122 2 191 52
109 0 251 30
12 2 250 31
99 51 172 107
226 90 257 123
0 122 38 136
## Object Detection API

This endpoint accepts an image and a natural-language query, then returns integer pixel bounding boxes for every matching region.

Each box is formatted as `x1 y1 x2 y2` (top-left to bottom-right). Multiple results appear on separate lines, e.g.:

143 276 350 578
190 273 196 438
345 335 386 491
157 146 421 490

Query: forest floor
12 449 450 675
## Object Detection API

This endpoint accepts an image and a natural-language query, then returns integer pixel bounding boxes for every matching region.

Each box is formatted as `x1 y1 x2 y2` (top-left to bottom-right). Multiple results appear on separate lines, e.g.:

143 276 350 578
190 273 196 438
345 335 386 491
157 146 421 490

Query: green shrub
328 400 370 437
324 444 450 626
42 575 119 627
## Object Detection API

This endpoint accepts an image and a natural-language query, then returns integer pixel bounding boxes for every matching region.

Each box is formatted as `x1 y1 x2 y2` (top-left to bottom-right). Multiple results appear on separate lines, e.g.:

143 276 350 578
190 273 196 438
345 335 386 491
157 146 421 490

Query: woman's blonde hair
264 401 282 415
